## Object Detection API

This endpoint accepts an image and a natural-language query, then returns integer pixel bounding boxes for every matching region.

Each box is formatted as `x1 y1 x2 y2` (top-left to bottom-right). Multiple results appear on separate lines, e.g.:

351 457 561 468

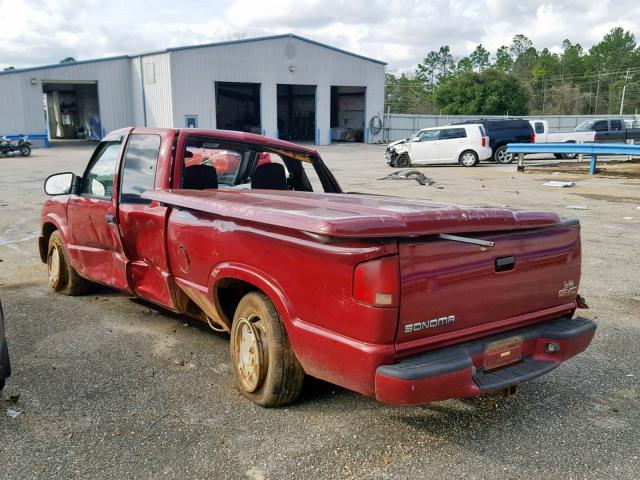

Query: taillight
530 132 536 143
353 256 399 307
481 137 487 147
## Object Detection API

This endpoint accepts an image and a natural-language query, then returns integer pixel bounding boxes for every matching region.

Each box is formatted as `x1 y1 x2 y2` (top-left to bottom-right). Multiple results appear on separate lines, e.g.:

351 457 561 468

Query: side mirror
44 172 79 196
411 137 421 142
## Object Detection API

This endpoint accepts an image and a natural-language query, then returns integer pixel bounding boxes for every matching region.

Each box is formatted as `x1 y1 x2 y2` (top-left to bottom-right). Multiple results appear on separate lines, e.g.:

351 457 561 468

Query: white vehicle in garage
385 124 492 167
528 119 596 159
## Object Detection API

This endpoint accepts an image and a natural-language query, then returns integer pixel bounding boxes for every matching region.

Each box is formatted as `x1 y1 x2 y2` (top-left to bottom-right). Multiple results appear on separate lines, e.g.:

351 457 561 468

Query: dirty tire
494 146 513 164
459 150 479 167
553 153 563 159
396 153 410 168
230 292 304 407
47 231 89 295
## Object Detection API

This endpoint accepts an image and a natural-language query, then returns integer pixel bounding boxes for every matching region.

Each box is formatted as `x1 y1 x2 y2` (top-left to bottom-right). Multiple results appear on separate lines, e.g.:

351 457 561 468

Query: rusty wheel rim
48 245 61 288
233 315 265 393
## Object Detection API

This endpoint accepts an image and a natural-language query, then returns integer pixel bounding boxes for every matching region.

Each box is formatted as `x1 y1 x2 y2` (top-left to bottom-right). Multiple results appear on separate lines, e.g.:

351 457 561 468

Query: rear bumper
478 146 493 160
375 317 596 405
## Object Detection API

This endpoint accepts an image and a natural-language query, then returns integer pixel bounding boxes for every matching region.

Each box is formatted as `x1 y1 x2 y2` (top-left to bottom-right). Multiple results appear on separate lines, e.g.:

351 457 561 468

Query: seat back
183 165 218 190
251 163 288 190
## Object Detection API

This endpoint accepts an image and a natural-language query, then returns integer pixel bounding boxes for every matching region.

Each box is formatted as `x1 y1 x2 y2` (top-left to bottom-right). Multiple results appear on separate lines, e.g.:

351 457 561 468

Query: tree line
386 27 640 116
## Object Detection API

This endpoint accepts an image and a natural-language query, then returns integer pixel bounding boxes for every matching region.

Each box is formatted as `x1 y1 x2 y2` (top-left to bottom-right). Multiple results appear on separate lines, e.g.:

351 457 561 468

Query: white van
385 124 492 167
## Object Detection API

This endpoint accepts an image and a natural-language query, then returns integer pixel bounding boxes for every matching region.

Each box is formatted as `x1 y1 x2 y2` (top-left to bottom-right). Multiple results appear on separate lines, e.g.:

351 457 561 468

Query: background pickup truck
40 127 596 407
529 119 596 159
575 118 640 143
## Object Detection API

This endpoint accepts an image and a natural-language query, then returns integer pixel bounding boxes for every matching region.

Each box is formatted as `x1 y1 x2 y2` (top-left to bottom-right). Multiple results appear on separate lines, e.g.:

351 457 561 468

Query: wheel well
458 149 477 161
214 278 260 324
40 223 57 262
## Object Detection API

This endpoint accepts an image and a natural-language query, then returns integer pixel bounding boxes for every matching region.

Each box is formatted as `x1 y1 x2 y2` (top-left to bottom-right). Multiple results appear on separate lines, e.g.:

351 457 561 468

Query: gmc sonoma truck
40 128 596 407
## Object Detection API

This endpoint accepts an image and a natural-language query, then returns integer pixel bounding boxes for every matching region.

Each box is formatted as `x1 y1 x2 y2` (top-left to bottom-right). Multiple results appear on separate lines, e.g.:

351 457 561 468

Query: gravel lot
0 142 638 480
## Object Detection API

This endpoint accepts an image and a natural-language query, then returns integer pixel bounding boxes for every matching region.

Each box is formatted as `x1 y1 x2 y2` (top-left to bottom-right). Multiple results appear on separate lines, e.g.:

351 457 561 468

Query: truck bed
143 189 563 238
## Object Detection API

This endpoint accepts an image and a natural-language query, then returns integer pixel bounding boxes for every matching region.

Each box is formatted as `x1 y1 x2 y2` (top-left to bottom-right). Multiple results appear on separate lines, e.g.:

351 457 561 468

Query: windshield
575 121 595 132
407 132 419 141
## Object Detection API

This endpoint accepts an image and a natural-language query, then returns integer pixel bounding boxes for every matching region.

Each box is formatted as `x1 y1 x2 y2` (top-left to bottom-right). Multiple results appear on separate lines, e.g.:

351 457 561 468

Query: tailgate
396 220 581 353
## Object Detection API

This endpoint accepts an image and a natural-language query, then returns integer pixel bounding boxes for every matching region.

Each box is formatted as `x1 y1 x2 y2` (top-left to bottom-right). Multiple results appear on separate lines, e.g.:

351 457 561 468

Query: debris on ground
543 181 576 187
6 409 22 418
566 205 589 210
379 169 436 186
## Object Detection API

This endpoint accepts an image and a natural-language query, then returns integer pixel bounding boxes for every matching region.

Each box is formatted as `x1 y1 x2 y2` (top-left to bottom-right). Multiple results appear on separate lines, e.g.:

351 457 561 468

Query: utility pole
619 68 631 115
594 73 601 115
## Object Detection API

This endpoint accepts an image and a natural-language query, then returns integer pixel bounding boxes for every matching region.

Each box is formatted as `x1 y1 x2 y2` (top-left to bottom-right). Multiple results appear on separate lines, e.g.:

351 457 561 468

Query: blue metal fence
507 142 640 175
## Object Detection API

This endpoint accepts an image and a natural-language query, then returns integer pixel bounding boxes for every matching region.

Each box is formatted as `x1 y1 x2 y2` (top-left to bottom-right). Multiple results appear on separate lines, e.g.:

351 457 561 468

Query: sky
1 0 639 72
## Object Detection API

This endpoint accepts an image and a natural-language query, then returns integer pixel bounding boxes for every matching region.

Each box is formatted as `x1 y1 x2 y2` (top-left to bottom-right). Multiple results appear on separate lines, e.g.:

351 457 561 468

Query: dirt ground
0 143 638 480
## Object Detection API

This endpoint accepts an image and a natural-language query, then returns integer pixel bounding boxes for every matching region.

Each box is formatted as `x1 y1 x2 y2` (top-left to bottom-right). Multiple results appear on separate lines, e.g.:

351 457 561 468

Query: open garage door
43 82 101 140
330 86 365 142
215 82 261 134
277 84 316 142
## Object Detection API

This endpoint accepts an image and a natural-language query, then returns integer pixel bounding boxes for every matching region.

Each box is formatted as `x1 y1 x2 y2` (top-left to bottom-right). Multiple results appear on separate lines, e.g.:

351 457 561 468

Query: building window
144 62 156 84
185 115 198 128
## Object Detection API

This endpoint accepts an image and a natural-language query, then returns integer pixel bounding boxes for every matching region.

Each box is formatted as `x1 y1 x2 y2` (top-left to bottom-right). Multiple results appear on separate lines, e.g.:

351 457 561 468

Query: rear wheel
553 153 563 159
396 153 410 168
47 231 89 295
494 146 513 164
459 150 479 167
562 142 578 159
20 146 31 157
230 292 304 407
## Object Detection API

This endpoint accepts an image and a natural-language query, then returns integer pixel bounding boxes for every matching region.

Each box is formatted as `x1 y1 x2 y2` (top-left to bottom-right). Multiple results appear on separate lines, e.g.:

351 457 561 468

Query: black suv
0 301 10 390
453 119 534 163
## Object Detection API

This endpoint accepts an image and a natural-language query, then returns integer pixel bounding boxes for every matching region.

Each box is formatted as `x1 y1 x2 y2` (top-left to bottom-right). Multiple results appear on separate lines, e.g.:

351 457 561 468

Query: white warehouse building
0 34 386 147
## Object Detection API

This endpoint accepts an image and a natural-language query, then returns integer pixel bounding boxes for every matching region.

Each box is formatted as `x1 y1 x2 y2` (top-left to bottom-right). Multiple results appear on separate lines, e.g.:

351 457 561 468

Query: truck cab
575 118 640 142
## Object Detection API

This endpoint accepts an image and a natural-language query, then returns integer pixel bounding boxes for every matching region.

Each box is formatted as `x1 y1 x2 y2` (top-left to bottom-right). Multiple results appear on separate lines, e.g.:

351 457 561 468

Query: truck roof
143 189 563 238
124 127 320 155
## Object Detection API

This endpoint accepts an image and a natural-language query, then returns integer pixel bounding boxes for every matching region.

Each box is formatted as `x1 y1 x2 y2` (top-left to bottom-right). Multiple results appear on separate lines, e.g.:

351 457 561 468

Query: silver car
0 301 10 390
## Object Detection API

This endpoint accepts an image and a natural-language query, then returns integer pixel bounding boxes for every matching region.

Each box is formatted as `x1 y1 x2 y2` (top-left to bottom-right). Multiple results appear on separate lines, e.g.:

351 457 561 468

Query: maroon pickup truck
40 127 595 407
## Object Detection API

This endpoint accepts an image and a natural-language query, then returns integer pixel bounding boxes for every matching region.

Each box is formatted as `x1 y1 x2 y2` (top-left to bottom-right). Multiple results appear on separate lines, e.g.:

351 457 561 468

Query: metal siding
0 37 385 145
169 37 385 144
130 57 146 127
139 53 173 127
0 58 134 138
383 114 640 142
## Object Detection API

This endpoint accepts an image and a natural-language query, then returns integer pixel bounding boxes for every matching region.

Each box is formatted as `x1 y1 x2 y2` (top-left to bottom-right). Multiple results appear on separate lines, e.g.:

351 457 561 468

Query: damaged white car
385 124 492 168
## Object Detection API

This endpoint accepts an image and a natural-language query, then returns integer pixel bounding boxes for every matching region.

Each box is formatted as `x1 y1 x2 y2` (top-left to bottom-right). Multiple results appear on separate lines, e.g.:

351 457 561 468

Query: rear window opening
180 136 328 192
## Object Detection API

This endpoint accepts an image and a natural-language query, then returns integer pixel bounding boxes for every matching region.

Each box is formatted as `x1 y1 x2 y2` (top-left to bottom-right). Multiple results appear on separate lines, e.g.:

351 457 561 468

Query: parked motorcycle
0 135 32 157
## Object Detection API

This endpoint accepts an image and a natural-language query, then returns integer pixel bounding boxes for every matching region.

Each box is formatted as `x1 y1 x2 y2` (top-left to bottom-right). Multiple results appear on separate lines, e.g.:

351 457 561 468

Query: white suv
385 124 492 167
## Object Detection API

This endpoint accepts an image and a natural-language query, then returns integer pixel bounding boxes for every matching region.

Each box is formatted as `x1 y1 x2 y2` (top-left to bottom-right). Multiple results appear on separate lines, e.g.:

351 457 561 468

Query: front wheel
494 146 514 164
396 153 410 168
230 292 304 407
20 146 31 156
459 150 479 167
47 231 89 295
